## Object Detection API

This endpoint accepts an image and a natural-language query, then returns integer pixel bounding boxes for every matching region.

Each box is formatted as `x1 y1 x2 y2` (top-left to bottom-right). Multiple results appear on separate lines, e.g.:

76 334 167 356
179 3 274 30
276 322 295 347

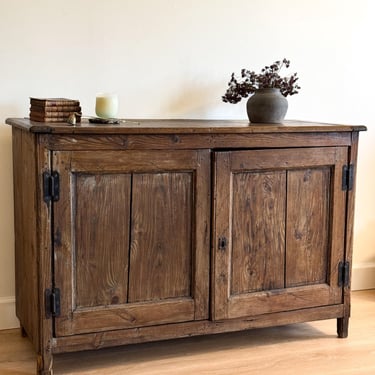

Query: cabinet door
213 147 347 320
52 149 210 336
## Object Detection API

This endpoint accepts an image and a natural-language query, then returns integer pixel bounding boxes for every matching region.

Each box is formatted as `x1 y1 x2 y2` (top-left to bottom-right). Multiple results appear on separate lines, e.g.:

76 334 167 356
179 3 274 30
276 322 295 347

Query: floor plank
1 290 374 374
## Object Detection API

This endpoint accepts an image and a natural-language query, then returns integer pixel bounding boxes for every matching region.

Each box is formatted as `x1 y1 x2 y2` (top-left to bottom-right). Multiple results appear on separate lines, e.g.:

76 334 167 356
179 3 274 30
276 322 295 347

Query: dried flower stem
222 58 301 104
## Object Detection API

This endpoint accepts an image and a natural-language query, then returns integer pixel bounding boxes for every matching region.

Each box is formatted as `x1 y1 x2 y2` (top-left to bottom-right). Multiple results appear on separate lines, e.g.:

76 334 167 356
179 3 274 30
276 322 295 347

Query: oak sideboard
6 118 366 374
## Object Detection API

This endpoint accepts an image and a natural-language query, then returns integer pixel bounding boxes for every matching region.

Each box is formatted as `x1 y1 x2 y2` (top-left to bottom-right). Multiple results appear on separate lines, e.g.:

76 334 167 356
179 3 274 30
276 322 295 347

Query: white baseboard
0 296 19 330
351 263 375 291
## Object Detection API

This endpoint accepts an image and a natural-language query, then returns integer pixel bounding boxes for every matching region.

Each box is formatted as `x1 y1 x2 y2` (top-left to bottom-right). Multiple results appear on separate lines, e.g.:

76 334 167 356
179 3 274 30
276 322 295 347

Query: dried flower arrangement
222 58 301 104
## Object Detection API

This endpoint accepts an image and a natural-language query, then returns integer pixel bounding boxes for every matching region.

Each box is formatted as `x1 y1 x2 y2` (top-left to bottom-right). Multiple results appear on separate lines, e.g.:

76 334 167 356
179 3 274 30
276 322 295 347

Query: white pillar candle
95 93 119 119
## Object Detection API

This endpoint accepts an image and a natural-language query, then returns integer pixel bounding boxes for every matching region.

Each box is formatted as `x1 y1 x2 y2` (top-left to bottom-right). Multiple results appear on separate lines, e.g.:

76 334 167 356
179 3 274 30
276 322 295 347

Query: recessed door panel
286 168 331 287
129 172 192 302
75 173 131 308
231 171 286 295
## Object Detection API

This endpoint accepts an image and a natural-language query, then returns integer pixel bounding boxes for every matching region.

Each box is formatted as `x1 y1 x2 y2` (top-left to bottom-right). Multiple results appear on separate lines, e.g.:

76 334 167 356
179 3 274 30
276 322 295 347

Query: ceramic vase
246 88 288 124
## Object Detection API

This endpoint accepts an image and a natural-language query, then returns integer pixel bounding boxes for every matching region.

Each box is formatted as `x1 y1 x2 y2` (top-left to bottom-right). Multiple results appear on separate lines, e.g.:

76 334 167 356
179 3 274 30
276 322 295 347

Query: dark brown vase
246 88 288 124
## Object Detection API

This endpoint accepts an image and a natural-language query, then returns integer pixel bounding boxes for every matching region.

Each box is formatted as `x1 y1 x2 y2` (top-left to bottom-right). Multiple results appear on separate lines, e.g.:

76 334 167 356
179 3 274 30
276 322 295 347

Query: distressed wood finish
6 118 365 374
285 168 331 287
53 149 210 337
75 173 132 308
12 127 54 374
12 128 39 348
41 133 353 151
129 172 193 303
52 304 345 354
337 131 361 338
212 147 348 320
231 170 286 295
6 118 366 133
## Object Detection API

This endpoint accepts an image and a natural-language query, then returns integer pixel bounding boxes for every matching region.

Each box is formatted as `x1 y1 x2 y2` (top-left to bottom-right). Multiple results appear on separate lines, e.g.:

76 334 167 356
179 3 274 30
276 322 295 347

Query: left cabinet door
52 149 210 336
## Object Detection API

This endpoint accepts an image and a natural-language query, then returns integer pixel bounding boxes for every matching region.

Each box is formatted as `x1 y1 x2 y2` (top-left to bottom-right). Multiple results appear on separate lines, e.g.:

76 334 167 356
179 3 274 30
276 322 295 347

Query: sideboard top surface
5 118 367 135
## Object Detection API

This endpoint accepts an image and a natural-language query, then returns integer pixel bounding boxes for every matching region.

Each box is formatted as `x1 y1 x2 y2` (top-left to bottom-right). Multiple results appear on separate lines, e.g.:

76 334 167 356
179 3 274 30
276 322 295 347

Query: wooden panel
37 141 55 373
66 299 195 335
338 132 360 337
227 284 341 318
68 149 204 172
212 152 232 320
129 172 192 302
230 148 342 171
52 303 345 354
41 132 353 152
286 168 331 287
192 150 211 320
12 128 39 349
75 173 131 308
231 171 286 294
12 128 54 371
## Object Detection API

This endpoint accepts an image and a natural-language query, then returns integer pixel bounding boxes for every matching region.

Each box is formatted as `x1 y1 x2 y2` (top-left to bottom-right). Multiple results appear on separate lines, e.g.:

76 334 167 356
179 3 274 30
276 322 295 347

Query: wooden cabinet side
12 128 40 348
338 131 361 338
12 128 54 373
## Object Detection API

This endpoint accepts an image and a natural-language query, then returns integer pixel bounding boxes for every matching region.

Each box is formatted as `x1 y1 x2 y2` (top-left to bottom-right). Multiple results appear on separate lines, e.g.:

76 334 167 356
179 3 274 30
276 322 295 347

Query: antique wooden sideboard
6 118 366 374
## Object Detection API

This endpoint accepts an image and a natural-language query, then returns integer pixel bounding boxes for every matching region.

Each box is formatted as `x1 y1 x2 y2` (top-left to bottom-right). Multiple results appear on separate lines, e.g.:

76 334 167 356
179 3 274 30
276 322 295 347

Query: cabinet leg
37 353 53 375
337 316 349 338
20 325 27 338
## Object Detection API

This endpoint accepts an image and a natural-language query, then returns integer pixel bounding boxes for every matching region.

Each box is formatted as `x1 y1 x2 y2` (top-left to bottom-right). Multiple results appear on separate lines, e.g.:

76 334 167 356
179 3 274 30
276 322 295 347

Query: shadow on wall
161 82 226 118
0 103 24 152
354 222 375 264
0 103 16 157
0 102 25 124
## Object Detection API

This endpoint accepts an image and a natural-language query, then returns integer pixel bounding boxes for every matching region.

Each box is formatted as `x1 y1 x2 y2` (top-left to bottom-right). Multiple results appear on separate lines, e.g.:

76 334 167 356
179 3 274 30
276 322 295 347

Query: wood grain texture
192 150 211 320
40 132 354 152
285 168 331 287
50 304 346 355
62 299 195 335
36 139 55 375
75 173 131 308
213 147 348 320
338 132 361 337
5 117 367 134
12 128 55 373
231 171 286 294
12 128 39 348
129 172 193 302
212 152 231 320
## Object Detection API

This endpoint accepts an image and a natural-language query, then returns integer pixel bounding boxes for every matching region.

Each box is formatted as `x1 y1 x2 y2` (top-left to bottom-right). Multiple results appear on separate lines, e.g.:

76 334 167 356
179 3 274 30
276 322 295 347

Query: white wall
1 0 374 329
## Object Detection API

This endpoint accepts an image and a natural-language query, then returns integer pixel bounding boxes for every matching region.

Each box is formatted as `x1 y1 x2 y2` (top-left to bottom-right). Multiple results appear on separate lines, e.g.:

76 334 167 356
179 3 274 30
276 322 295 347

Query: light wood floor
1 290 374 375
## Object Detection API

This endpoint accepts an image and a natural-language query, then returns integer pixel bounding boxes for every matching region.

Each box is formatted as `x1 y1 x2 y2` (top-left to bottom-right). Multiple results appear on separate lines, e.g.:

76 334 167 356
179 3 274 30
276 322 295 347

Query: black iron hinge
338 261 350 287
43 171 60 203
45 288 61 319
342 164 354 191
